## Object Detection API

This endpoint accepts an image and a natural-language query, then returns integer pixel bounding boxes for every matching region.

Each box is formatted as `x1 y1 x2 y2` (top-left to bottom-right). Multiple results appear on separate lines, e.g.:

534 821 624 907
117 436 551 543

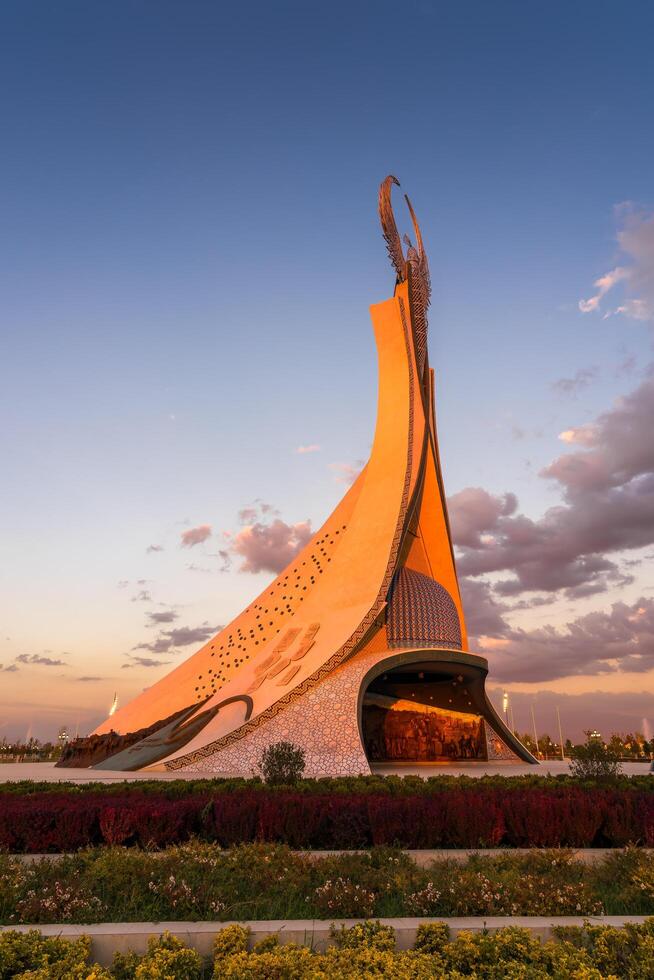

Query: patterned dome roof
387 566 462 649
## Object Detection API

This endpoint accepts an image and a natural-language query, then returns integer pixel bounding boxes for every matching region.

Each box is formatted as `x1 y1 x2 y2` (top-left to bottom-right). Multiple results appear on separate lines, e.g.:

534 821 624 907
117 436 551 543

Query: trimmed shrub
570 732 622 780
213 924 249 960
112 933 203 980
0 931 108 979
130 798 202 848
413 922 451 955
257 741 306 786
4 920 654 977
331 920 396 951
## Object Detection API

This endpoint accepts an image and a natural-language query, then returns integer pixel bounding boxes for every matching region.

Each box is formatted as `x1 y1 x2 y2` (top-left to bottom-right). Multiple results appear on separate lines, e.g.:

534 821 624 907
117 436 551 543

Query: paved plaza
0 760 650 783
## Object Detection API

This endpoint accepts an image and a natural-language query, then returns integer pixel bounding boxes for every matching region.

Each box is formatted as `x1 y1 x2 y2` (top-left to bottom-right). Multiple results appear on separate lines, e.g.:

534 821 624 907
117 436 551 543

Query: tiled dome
387 566 462 649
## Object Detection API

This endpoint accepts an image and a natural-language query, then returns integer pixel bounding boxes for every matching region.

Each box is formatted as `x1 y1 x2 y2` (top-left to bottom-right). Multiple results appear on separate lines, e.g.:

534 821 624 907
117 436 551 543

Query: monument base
157 647 535 775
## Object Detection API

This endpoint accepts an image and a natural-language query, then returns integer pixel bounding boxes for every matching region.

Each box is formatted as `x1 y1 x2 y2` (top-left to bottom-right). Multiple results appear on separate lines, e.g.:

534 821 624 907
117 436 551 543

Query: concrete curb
1 917 650 965
11 847 653 865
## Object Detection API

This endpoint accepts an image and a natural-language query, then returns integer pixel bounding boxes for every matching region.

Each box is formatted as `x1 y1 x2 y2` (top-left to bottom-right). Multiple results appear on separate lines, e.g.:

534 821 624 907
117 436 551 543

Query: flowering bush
591 846 654 914
0 844 652 924
313 877 376 917
405 881 442 915
11 877 106 924
147 873 225 919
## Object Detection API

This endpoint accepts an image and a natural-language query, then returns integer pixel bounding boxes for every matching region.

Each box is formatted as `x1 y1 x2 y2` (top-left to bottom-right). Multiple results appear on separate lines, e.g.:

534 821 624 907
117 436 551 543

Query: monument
65 177 535 772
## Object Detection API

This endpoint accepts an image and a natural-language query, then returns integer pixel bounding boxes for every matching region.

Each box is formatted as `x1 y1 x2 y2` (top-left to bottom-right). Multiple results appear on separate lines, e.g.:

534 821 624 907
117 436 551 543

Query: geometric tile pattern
177 644 521 775
485 722 519 761
387 567 462 650
179 646 382 776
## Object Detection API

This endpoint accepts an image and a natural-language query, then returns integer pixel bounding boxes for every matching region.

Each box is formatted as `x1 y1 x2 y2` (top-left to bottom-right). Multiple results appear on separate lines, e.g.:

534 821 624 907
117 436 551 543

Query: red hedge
1 787 652 852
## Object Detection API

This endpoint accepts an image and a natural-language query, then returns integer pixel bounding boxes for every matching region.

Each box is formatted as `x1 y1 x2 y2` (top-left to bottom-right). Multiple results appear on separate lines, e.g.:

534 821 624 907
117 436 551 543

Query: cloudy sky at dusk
1 1 653 743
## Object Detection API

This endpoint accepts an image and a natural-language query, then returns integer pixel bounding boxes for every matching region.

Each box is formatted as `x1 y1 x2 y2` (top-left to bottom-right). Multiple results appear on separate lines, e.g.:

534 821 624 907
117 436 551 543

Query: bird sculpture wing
378 176 431 378
378 175 407 282
405 193 431 313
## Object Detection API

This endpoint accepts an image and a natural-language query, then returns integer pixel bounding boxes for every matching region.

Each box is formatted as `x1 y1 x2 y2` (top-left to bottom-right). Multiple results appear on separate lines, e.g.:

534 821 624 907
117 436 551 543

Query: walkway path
0 760 650 782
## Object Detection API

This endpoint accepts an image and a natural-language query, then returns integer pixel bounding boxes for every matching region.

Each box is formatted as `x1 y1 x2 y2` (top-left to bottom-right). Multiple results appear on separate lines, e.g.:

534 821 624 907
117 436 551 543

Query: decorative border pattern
166 299 416 770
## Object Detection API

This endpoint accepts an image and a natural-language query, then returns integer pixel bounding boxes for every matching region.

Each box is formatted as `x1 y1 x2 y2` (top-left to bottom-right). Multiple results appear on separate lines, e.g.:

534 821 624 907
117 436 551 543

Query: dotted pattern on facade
192 524 347 702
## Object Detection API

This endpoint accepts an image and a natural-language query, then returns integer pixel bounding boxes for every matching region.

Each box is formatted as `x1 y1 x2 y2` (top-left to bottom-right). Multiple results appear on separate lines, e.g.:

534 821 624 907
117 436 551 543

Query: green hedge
1 772 653 797
3 919 654 978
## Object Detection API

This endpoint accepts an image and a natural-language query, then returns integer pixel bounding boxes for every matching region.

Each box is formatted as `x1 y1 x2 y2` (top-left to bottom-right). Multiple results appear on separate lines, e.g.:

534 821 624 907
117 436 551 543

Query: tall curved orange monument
88 177 535 772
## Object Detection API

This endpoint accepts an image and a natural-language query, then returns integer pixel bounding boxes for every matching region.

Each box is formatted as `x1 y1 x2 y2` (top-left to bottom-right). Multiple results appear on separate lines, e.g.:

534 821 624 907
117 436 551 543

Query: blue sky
1 1 653 742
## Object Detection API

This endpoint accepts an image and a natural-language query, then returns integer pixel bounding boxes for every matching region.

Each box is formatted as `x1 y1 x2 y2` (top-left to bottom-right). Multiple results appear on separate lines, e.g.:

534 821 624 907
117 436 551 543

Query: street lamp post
531 704 539 758
556 706 565 761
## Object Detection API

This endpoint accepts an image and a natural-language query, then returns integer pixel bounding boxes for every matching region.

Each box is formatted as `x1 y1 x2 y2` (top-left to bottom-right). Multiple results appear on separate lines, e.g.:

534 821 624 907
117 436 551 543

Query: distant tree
518 733 537 754
570 730 622 780
258 741 306 785
601 732 651 760
538 734 557 758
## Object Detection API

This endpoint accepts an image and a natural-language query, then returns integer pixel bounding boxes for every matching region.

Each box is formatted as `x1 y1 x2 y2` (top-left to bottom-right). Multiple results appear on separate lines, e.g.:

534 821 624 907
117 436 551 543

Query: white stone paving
0 759 650 782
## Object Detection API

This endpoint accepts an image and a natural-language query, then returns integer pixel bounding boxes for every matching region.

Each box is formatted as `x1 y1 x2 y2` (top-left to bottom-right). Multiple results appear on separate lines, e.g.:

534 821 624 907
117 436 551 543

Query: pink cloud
551 366 598 397
135 622 220 654
579 206 654 322
450 373 654 599
124 656 171 669
543 374 654 494
579 266 628 314
490 597 654 683
330 460 364 485
295 444 321 454
232 518 312 574
180 524 212 548
460 577 654 684
448 488 517 549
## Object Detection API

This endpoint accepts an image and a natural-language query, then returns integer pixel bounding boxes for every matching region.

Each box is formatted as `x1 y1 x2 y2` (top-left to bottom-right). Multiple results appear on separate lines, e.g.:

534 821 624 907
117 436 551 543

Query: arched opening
361 659 490 764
